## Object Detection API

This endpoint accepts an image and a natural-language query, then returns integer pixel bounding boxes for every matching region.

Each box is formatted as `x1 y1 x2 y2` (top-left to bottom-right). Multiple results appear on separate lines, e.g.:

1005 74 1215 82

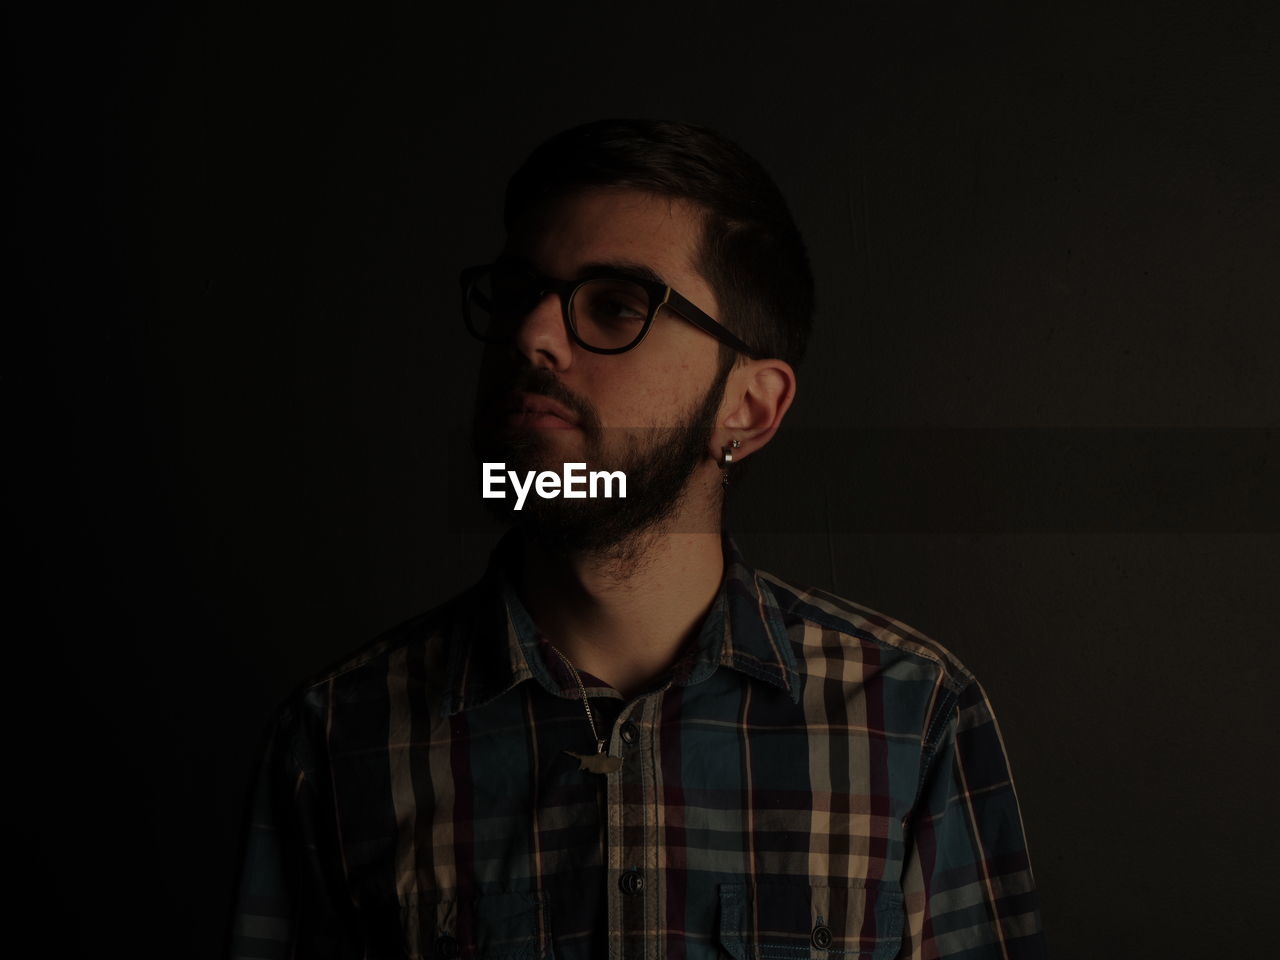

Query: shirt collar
442 529 800 716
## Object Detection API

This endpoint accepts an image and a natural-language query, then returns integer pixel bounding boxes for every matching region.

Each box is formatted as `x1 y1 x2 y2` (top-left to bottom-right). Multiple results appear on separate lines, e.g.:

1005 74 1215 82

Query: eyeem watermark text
482 462 627 511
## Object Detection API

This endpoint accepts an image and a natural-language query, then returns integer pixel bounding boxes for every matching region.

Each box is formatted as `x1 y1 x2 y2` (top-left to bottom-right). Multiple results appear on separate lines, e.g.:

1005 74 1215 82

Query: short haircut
503 118 815 374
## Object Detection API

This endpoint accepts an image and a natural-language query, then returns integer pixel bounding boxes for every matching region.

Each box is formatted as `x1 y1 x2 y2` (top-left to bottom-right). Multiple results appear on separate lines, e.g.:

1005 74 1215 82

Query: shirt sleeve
898 678 1049 959
228 693 362 959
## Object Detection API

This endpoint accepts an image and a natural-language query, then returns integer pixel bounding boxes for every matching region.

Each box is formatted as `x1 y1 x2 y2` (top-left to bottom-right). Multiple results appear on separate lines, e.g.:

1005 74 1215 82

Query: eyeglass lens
467 265 653 351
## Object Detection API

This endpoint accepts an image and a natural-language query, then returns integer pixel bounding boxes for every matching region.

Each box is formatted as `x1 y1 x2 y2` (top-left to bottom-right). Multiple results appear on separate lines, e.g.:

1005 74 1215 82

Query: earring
721 439 741 486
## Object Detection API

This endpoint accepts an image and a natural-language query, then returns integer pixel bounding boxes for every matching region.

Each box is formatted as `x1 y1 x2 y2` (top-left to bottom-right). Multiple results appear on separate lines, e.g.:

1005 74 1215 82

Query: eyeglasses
459 258 760 357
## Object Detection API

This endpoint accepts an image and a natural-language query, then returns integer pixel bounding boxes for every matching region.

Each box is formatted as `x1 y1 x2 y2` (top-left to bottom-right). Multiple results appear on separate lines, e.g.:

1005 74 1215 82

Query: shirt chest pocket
718 879 904 960
401 891 552 960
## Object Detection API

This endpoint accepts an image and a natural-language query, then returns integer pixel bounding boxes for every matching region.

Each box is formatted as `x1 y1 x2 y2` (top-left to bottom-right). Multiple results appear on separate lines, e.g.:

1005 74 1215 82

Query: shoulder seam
758 571 972 692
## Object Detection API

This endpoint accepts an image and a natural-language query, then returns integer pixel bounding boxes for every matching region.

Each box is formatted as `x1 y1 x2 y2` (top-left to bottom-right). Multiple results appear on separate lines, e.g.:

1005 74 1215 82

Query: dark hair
503 118 815 374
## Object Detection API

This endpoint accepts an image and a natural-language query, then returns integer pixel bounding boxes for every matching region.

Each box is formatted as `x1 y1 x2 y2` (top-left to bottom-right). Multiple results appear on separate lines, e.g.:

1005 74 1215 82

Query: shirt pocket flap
718 879 904 960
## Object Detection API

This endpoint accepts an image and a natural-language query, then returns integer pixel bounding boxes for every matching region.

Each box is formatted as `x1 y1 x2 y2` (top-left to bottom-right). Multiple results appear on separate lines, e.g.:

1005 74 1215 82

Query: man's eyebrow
494 254 671 288
574 260 669 288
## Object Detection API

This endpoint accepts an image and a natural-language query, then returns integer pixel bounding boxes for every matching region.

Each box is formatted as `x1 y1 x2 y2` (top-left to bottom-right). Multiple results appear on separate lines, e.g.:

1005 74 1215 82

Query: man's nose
511 289 573 369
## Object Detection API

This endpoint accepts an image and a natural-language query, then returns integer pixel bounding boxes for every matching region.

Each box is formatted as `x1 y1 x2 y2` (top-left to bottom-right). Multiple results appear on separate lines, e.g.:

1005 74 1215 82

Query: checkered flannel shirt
229 531 1047 959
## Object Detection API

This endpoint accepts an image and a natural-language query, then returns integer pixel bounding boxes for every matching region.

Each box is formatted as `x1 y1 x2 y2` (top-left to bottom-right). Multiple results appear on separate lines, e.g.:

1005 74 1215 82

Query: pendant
564 749 623 774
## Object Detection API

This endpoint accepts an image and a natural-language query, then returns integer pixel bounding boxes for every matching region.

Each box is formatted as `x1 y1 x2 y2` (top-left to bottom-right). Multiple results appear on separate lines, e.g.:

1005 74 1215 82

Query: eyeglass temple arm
663 288 761 359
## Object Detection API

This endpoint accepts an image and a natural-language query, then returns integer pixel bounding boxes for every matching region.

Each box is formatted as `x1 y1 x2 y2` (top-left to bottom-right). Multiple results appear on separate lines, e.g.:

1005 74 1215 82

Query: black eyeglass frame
459 261 761 358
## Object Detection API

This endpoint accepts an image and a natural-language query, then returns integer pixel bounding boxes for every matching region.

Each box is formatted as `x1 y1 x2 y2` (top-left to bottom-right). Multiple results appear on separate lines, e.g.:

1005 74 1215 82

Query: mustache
502 366 601 434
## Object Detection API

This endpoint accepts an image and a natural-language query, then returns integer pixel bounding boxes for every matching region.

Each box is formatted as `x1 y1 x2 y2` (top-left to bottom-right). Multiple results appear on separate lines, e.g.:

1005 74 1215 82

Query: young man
229 119 1047 959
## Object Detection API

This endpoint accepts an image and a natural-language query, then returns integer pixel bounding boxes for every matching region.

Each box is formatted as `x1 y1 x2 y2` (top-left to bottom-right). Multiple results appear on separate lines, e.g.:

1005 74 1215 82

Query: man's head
503 119 815 374
469 119 814 556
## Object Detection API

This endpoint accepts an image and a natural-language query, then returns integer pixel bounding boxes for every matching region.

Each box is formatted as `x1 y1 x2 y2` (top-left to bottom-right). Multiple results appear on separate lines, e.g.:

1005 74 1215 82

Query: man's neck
514 528 726 700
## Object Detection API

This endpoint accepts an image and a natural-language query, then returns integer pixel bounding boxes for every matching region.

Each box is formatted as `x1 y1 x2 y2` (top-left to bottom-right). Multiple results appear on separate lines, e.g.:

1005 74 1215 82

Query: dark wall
12 2 1277 956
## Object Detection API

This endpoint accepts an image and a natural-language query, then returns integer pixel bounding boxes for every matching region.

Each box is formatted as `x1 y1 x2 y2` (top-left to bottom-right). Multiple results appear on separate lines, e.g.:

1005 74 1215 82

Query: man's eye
577 281 649 325
594 297 646 322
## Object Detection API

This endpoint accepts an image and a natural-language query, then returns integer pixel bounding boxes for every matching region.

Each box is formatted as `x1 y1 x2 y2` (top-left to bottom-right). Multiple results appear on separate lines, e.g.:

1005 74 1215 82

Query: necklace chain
546 642 605 753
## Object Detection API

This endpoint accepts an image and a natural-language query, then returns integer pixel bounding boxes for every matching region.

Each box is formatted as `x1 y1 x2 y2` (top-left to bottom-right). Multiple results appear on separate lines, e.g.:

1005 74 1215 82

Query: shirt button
435 934 460 958
620 721 639 744
619 869 644 895
811 924 833 949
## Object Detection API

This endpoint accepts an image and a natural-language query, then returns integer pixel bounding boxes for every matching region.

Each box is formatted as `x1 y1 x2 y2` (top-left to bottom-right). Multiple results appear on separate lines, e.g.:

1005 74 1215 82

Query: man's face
471 186 731 553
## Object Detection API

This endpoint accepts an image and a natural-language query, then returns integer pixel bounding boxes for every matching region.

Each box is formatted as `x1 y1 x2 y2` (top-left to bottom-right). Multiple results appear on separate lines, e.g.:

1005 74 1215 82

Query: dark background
11 1 1278 956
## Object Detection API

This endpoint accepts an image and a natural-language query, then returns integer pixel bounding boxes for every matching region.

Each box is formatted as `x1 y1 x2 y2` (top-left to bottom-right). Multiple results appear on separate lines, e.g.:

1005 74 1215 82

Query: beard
471 362 730 560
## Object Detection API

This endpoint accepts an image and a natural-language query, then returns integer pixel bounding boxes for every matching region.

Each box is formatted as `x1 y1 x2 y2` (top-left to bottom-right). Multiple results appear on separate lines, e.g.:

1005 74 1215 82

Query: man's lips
504 392 580 429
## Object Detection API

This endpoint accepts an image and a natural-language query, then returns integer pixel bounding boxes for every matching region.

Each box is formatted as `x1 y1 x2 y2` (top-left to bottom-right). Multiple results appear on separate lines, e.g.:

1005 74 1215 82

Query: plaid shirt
229 531 1047 959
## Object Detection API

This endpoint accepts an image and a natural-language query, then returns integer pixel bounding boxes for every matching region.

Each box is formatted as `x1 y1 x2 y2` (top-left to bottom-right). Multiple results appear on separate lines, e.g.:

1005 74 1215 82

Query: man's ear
711 358 797 461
